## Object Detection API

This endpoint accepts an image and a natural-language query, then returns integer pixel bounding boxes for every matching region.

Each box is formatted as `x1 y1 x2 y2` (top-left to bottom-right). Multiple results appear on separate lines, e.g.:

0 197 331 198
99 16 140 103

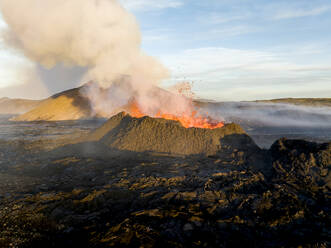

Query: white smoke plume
0 0 168 85
82 78 197 118
0 0 192 118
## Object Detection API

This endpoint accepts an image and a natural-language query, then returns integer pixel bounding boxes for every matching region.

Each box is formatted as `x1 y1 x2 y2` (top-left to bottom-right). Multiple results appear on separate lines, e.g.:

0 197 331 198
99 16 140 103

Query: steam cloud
0 0 168 85
0 0 192 117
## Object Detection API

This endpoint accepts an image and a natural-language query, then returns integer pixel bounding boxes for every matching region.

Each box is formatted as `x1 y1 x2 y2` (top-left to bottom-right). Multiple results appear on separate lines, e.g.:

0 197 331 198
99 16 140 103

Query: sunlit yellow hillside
11 86 93 121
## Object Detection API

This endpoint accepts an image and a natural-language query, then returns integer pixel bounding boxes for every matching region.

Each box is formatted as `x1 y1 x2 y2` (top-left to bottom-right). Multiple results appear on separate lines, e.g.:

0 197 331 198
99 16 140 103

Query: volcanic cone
84 112 259 156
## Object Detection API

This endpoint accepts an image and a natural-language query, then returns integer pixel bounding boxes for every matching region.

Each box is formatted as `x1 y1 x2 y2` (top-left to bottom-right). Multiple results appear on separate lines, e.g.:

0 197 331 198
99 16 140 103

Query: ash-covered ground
0 113 330 247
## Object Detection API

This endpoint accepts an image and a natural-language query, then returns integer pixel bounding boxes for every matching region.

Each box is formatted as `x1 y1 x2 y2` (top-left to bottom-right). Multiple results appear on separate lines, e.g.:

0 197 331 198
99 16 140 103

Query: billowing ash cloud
0 0 213 121
0 0 204 119
0 0 168 88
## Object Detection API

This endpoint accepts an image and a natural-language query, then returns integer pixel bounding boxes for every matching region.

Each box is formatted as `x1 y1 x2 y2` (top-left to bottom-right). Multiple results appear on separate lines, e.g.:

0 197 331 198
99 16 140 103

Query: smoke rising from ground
205 102 331 128
0 0 169 99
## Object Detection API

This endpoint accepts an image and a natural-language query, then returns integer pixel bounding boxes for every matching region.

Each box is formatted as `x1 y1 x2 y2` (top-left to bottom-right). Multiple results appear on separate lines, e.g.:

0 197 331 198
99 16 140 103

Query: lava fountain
128 100 224 129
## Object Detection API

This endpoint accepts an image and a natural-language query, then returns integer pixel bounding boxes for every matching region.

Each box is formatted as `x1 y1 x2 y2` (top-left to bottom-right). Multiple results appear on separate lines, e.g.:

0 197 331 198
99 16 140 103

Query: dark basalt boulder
83 112 260 156
270 138 331 192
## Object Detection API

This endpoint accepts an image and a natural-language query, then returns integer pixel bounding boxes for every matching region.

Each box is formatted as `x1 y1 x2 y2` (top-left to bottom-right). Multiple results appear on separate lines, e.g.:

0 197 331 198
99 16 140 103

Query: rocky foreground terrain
0 114 330 247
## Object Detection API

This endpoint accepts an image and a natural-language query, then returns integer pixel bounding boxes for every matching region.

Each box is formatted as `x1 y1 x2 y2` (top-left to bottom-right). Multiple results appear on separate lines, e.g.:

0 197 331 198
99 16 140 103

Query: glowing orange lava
128 101 224 129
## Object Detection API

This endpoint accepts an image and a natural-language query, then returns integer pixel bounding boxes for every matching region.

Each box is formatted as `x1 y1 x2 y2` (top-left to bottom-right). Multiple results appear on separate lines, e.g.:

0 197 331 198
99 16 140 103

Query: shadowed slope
271 138 331 192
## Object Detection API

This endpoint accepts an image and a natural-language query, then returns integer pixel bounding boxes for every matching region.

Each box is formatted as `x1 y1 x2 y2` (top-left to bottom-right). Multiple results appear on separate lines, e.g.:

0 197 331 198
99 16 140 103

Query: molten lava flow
128 101 224 129
155 112 224 129
129 100 145 118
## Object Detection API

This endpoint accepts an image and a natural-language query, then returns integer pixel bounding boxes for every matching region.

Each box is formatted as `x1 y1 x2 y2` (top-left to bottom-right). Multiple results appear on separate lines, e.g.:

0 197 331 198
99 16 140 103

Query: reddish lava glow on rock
128 101 224 129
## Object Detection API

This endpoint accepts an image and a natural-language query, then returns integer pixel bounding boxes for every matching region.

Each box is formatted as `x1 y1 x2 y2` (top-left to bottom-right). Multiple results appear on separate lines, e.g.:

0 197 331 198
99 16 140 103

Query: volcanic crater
81 112 258 156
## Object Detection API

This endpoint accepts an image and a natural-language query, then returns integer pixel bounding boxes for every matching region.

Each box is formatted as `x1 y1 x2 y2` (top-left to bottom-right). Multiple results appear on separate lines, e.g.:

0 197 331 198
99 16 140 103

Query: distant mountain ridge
0 97 44 115
195 98 331 108
255 98 331 107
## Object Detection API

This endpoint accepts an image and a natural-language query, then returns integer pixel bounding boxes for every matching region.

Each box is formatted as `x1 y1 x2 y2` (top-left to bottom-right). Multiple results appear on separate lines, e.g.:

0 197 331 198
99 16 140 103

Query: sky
0 0 331 101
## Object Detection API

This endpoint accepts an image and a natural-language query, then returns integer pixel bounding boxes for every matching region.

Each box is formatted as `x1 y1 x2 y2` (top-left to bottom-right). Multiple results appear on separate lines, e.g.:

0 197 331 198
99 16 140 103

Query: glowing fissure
129 101 224 129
